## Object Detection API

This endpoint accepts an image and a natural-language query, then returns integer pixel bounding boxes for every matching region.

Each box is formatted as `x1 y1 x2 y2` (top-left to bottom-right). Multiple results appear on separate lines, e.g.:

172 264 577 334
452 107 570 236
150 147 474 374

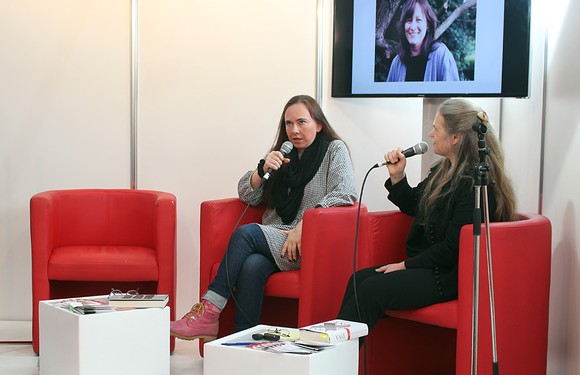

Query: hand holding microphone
375 141 429 168
262 141 293 182
374 142 429 184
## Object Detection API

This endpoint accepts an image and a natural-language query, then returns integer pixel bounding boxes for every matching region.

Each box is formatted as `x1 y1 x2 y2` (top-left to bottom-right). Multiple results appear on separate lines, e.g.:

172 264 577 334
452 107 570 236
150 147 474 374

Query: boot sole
170 332 217 342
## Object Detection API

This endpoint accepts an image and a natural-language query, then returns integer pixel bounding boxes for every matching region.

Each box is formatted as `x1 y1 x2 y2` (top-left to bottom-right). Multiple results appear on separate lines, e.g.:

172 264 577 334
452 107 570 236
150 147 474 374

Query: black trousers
337 267 453 331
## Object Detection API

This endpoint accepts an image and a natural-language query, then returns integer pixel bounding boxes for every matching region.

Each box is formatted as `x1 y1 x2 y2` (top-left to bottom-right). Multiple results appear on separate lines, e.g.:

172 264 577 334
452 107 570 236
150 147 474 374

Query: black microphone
262 141 294 181
374 141 429 168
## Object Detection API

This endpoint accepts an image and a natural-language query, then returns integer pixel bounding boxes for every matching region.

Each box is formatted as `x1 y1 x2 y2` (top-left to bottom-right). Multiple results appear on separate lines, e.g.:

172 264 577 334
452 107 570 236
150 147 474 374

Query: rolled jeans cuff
203 290 228 311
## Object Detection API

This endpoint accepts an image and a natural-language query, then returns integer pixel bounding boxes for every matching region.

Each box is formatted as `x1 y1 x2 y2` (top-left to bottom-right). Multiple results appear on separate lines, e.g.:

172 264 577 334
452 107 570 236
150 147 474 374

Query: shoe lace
182 302 205 321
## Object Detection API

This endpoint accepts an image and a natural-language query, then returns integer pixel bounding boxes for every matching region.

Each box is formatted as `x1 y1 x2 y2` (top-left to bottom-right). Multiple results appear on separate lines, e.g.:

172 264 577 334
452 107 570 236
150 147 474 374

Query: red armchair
30 189 177 354
198 198 366 354
358 211 552 375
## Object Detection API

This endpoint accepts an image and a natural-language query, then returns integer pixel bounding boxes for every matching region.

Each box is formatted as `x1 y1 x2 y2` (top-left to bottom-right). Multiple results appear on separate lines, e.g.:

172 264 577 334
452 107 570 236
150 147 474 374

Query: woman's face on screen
405 3 427 55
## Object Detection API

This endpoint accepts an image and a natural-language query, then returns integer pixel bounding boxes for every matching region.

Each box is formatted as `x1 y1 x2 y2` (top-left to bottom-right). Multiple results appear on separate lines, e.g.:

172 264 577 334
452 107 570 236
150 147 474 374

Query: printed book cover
299 319 368 344
108 293 169 308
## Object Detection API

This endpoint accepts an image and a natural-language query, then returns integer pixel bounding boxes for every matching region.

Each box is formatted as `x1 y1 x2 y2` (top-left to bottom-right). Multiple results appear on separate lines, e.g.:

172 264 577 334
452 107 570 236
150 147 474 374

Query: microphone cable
353 147 425 375
351 163 377 375
223 201 256 328
223 143 293 330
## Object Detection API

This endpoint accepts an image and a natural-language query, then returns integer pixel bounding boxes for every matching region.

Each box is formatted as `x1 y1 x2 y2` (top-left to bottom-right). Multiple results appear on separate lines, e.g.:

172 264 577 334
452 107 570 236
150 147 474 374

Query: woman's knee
354 272 404 307
239 254 277 281
231 224 260 242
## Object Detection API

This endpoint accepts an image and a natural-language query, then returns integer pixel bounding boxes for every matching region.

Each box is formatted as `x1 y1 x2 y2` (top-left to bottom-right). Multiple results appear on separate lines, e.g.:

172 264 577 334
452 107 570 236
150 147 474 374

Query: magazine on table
55 298 116 315
247 341 325 355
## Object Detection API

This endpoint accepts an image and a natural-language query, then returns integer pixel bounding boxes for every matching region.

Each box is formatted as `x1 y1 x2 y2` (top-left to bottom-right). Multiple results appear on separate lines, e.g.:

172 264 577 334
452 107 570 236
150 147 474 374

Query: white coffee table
204 324 359 375
39 295 169 375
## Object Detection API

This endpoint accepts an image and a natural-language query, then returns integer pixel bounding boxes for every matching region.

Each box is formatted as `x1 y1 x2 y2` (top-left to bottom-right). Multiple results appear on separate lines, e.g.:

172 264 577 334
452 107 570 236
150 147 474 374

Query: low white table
39 296 169 375
204 324 359 375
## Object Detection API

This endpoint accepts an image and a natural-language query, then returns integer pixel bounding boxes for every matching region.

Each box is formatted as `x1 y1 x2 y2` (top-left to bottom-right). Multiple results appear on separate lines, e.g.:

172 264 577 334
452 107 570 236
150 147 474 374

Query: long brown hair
420 98 518 222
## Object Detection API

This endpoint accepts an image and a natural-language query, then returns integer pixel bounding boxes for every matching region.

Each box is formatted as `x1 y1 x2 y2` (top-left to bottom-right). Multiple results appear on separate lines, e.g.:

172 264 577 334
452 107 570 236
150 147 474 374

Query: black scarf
269 137 330 224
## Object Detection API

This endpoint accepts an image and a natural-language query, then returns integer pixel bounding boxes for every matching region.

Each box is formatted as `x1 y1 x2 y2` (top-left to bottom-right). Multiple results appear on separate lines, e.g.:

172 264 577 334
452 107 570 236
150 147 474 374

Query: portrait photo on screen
353 0 502 95
333 0 531 97
375 0 474 83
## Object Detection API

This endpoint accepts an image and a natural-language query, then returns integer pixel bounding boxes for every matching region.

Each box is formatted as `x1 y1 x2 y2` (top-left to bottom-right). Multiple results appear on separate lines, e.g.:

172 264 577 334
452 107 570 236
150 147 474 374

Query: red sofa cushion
210 264 300 299
48 246 159 281
387 300 458 329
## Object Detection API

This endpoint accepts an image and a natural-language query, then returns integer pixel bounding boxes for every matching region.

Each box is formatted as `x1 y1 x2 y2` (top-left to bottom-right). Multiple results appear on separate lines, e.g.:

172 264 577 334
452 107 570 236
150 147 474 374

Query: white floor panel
0 339 203 375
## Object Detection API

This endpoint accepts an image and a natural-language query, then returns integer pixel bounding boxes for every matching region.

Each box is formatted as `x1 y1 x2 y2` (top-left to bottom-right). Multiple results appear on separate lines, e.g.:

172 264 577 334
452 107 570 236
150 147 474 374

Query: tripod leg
482 186 499 375
471 186 481 375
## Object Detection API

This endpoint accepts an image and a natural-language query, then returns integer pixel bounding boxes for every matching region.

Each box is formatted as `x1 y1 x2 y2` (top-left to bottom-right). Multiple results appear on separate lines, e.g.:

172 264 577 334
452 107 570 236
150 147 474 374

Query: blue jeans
206 224 279 331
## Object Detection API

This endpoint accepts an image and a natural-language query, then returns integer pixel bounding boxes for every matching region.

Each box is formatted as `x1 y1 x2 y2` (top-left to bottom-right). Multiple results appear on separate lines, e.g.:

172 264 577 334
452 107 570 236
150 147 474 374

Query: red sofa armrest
152 192 177 321
30 193 57 308
298 203 367 326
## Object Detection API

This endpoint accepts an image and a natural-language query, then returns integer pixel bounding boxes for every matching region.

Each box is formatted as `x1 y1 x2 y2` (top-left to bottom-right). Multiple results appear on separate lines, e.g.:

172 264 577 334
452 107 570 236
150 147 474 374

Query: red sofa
358 211 552 375
30 189 177 354
198 198 365 355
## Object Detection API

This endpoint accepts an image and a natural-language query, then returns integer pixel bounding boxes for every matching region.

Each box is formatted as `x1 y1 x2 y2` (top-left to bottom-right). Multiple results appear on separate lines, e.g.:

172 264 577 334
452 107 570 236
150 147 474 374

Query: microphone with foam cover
375 141 429 168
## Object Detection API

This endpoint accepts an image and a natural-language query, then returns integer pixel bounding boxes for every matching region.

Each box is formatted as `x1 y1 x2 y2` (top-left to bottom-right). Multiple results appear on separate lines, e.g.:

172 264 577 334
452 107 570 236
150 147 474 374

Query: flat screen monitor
332 0 532 98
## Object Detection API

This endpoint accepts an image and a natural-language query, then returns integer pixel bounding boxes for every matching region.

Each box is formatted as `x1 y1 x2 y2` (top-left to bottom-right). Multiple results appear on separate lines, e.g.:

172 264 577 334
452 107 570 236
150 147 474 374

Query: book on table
108 293 169 308
298 319 368 345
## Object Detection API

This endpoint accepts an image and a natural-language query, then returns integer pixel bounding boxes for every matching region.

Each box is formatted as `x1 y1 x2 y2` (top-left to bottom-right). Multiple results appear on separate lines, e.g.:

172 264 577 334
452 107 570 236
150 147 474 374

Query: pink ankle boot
170 300 220 341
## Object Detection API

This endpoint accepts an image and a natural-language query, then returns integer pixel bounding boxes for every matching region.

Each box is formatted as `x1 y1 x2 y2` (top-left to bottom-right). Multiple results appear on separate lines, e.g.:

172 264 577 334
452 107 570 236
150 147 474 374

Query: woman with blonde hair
337 98 517 332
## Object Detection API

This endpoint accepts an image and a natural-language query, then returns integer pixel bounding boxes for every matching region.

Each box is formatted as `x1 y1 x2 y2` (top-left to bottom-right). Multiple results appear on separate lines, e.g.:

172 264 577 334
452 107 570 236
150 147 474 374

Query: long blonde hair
420 99 518 222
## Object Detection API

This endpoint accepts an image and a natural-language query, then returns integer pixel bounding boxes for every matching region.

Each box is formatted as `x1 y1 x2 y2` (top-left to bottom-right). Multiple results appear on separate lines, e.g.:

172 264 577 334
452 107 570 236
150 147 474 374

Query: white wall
0 0 131 319
135 0 320 318
543 0 580 373
0 0 321 320
1 0 578 373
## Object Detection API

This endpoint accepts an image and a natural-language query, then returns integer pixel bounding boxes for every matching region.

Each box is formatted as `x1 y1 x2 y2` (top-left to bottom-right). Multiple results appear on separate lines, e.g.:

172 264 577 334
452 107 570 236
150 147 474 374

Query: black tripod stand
470 112 499 375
